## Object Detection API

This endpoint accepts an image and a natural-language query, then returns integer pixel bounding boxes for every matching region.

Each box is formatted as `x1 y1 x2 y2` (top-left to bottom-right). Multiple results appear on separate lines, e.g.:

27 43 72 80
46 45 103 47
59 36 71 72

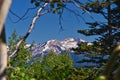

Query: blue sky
5 0 104 44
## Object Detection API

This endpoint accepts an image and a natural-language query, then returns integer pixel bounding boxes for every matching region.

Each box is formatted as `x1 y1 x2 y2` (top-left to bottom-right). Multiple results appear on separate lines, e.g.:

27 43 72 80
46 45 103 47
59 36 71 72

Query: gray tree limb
9 3 48 58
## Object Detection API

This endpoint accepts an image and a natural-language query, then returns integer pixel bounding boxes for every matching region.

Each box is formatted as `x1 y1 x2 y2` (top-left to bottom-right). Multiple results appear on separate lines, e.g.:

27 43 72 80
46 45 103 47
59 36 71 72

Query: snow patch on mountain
31 38 88 57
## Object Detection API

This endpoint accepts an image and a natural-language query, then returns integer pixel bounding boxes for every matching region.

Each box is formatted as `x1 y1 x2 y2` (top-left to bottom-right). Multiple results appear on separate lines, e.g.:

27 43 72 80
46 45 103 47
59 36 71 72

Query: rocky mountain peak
31 38 87 57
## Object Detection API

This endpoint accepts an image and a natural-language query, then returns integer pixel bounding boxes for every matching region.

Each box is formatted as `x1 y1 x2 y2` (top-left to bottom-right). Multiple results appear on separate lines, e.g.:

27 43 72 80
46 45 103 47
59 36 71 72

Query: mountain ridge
29 38 90 57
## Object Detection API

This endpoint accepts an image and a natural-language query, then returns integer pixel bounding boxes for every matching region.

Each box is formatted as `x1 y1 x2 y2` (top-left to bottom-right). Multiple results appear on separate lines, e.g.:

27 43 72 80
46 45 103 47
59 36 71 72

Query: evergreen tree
77 0 120 54
75 0 120 79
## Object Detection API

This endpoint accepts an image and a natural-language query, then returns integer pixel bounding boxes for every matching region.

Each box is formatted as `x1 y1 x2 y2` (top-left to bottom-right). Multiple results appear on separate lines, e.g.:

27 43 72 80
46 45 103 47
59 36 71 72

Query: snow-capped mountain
30 38 87 57
28 38 109 68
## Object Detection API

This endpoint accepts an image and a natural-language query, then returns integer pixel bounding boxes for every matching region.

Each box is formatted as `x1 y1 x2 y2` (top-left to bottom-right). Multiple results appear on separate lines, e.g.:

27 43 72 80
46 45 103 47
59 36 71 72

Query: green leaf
53 8 57 14
57 9 61 14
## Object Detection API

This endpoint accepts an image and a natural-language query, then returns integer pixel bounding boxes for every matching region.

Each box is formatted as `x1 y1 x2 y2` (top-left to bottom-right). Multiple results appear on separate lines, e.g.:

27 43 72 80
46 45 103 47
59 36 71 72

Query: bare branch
99 11 108 19
65 7 86 22
71 0 97 22
9 7 37 23
9 3 48 58
59 8 64 31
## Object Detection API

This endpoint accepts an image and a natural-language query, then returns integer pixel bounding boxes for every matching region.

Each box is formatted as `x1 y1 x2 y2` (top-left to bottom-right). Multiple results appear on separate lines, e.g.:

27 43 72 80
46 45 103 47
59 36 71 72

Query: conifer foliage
75 0 120 79
77 0 120 54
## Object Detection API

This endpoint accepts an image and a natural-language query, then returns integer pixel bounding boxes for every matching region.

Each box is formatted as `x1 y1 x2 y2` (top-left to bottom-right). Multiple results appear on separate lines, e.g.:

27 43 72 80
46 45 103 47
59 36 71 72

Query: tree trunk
107 0 112 36
0 0 11 80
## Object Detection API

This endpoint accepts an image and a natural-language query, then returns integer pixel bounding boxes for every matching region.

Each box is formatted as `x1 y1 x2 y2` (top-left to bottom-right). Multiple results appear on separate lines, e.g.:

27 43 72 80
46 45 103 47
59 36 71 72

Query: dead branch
65 7 86 22
9 7 37 23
